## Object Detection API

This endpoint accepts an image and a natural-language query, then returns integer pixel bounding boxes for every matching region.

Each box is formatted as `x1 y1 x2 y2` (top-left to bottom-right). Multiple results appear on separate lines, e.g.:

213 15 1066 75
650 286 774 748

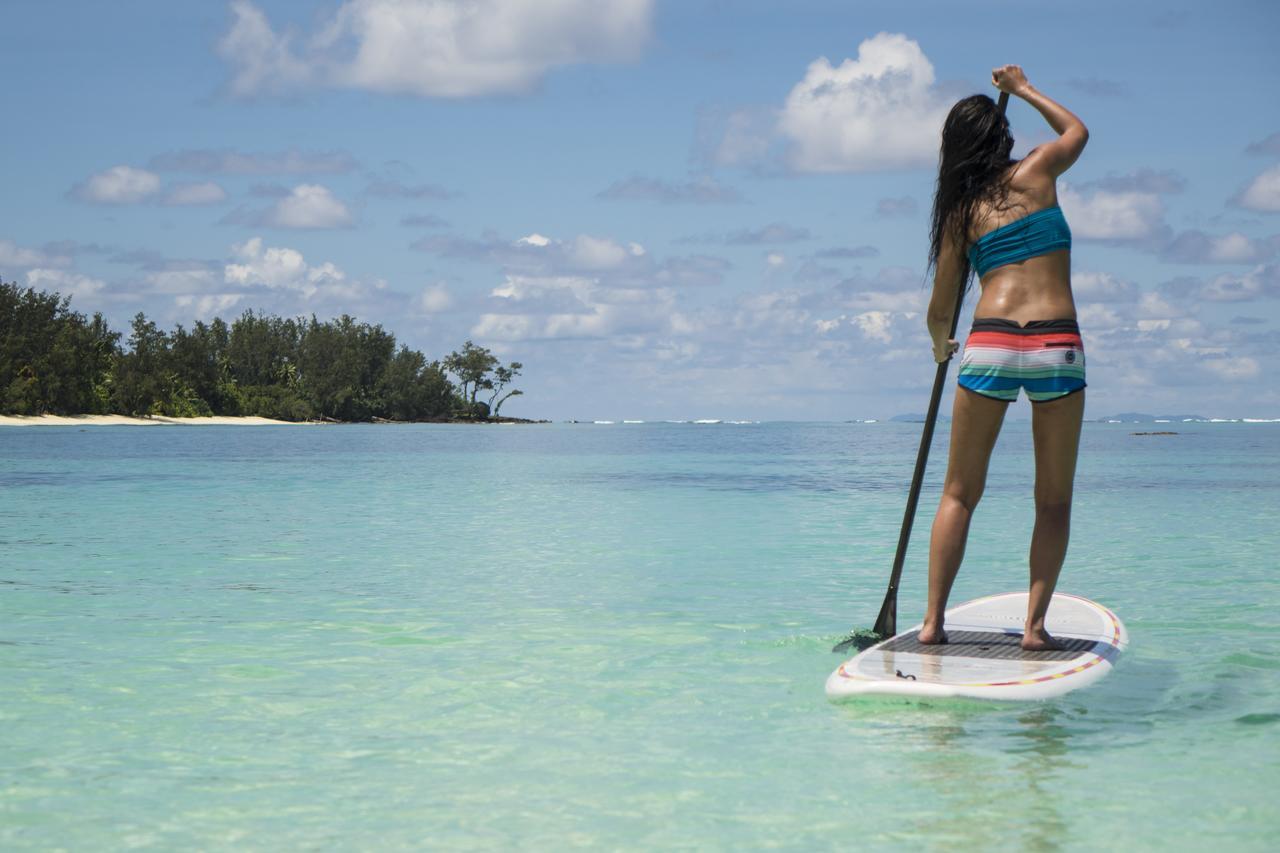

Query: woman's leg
1024 389 1085 650
919 386 1010 644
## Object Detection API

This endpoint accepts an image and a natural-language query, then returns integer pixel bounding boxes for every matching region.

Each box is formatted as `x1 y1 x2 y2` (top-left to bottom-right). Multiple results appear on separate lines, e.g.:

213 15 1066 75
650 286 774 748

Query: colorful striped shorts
957 318 1087 403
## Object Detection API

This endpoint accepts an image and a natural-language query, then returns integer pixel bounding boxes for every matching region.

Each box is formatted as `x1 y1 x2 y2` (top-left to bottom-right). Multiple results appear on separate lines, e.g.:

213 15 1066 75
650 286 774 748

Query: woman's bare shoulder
1006 156 1059 207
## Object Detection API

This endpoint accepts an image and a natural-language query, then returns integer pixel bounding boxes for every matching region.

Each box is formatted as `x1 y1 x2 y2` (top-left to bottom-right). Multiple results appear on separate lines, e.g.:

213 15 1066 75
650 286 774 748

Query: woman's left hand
933 338 959 363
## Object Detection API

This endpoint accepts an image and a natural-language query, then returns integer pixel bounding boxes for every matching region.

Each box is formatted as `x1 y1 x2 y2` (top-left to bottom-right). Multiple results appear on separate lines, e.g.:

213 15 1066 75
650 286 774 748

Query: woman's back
966 155 1076 324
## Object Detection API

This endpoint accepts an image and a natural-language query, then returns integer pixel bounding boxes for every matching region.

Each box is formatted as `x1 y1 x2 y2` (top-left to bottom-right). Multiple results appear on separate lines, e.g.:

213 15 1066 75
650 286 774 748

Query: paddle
833 90 1011 655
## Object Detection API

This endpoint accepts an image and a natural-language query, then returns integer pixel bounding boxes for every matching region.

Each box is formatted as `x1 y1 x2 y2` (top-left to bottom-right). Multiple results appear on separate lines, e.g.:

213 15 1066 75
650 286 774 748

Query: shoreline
0 414 548 427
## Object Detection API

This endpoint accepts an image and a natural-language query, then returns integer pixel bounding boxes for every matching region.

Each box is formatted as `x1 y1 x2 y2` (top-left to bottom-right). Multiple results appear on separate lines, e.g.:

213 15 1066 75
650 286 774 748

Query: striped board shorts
956 318 1087 403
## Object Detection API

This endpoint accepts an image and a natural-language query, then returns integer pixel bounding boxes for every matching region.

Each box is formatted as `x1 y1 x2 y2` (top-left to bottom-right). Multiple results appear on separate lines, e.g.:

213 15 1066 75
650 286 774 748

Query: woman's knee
943 481 984 513
1034 497 1072 522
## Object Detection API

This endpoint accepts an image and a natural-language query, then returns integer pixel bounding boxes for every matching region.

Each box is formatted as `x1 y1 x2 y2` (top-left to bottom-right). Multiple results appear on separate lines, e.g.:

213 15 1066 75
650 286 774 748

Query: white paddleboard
826 591 1127 702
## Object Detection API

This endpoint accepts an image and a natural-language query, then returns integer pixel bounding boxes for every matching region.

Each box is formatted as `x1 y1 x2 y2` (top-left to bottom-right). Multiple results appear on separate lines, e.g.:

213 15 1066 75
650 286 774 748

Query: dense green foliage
0 280 523 421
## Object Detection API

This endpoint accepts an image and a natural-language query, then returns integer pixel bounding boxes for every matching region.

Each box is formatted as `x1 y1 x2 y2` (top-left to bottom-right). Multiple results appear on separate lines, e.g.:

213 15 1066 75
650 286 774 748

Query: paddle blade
831 628 883 655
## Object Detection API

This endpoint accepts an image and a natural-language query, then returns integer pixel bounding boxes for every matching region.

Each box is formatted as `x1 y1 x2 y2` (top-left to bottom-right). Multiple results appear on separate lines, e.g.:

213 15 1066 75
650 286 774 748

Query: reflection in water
872 704 1076 851
1007 707 1077 851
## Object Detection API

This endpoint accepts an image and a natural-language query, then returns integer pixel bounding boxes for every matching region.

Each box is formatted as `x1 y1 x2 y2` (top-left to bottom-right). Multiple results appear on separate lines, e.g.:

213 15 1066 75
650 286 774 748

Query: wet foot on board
1020 629 1065 652
917 625 949 645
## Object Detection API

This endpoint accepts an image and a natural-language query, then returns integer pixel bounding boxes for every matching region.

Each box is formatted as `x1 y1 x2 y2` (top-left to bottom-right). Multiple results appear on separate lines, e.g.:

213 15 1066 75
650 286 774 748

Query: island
1 280 544 425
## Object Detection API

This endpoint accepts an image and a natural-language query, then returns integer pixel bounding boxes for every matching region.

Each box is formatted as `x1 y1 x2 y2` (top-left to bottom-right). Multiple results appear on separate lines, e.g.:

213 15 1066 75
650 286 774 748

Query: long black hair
927 94 1022 295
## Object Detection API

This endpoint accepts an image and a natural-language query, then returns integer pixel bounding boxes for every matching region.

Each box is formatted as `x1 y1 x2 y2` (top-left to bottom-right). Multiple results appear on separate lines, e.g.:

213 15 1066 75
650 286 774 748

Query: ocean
2 421 1277 849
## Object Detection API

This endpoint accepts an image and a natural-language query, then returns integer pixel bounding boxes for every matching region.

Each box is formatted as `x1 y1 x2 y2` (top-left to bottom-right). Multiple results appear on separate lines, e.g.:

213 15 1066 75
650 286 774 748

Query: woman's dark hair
927 94 1021 295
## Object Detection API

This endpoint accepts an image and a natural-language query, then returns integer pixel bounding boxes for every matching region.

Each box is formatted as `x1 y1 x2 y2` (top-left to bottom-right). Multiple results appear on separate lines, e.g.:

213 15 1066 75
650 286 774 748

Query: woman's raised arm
994 65 1089 179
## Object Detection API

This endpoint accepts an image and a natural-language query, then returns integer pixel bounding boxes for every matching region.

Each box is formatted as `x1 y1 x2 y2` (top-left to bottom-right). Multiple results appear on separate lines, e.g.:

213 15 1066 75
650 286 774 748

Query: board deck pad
879 630 1097 661
826 592 1128 702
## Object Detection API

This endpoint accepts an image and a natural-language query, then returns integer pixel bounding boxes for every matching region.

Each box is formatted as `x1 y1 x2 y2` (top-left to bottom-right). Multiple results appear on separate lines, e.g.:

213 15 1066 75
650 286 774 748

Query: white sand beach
0 414 298 427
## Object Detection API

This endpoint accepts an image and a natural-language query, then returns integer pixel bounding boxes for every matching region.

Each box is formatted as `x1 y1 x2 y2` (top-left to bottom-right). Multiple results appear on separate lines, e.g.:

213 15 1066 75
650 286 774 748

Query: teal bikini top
966 205 1071 278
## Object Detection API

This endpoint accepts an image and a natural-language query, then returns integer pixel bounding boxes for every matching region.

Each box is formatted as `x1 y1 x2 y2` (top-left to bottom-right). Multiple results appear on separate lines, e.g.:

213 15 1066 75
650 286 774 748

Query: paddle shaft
870 90 1010 639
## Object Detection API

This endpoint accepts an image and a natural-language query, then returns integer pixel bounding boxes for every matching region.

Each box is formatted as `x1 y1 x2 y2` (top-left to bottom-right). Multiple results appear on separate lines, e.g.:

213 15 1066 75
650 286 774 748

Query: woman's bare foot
918 622 949 645
1021 627 1065 651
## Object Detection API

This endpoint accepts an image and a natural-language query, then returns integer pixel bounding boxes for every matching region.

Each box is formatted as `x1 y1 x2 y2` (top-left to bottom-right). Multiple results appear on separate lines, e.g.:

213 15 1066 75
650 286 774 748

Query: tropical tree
485 360 523 417
442 340 498 417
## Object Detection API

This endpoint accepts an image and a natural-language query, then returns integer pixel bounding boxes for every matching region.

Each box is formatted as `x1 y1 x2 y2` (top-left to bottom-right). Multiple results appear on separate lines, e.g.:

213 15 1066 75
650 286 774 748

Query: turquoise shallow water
2 421 1278 849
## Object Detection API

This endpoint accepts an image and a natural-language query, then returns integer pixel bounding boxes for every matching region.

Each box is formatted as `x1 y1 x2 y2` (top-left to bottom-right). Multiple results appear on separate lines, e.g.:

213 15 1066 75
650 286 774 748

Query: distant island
1 280 539 424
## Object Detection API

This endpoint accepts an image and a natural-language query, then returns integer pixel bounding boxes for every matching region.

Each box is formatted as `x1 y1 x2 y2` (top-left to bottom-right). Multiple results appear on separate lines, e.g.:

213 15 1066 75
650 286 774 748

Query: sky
2 0 1278 420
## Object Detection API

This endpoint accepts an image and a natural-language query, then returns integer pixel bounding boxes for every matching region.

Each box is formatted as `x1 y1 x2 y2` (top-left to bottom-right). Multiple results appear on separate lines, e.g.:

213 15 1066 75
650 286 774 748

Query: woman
920 65 1088 651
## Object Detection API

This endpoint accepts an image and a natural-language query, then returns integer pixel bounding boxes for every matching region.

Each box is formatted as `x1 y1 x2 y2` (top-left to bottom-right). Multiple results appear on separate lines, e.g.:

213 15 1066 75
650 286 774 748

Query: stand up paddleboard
827 592 1127 702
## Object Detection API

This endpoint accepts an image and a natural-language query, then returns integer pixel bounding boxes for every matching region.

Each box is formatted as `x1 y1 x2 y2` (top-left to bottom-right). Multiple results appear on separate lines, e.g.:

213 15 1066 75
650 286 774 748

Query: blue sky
2 0 1278 419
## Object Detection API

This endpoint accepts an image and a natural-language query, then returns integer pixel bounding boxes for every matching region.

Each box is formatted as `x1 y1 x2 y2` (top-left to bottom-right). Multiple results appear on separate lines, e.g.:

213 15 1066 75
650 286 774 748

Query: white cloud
217 0 312 96
1200 264 1279 302
1203 232 1264 262
163 182 229 206
225 236 345 294
25 268 106 301
220 0 654 98
1059 183 1165 241
0 239 69 269
174 293 246 319
775 32 950 173
569 235 630 269
1235 163 1280 212
71 166 161 204
766 252 786 267
474 272 688 342
1076 302 1125 330
416 282 453 312
1072 271 1139 303
1161 229 1278 264
144 267 220 294
1200 356 1260 381
264 184 354 229
852 310 893 343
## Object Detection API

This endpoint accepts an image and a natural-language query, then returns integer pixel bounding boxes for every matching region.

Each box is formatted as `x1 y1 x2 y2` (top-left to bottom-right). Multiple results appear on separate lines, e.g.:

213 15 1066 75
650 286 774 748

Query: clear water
2 421 1277 849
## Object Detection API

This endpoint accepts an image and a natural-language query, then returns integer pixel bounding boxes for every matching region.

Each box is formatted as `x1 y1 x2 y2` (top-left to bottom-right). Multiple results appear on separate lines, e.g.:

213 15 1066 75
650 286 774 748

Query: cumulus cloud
216 0 312 96
473 273 691 342
597 174 744 204
70 166 162 204
1059 182 1166 242
774 32 951 173
1160 229 1280 264
162 182 229 206
25 268 106 301
415 229 728 289
148 147 358 175
219 0 654 98
223 184 355 229
1233 163 1280 212
416 282 453 313
1072 271 1140 303
0 239 71 270
1199 263 1280 302
270 184 353 228
225 236 346 293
